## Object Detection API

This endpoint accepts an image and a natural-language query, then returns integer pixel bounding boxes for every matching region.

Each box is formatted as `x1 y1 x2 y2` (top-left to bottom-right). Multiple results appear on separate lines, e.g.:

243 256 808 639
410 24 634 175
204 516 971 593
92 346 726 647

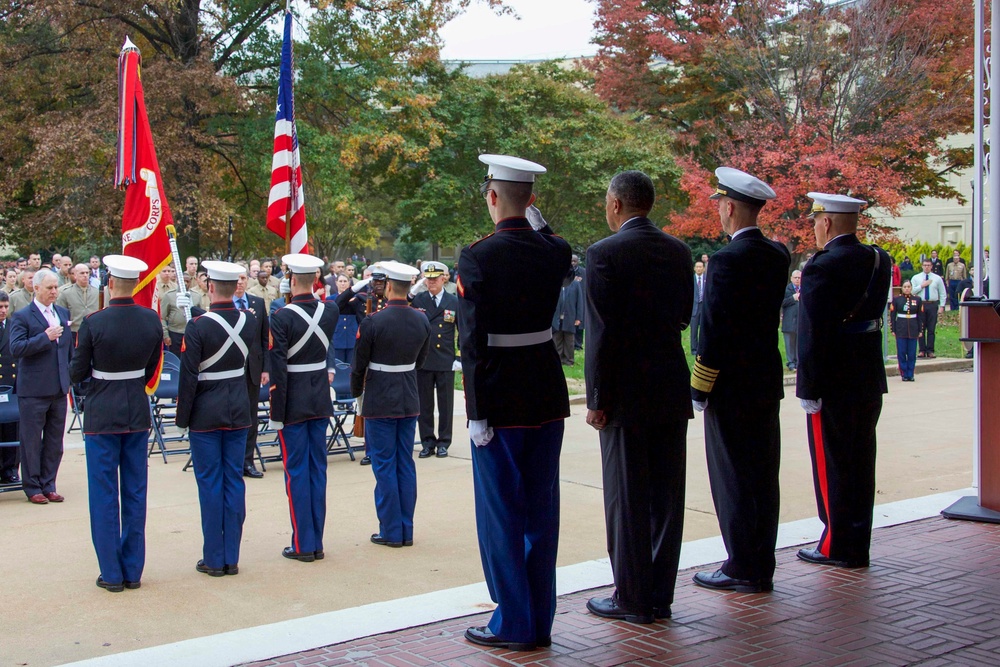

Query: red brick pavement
243 517 1000 666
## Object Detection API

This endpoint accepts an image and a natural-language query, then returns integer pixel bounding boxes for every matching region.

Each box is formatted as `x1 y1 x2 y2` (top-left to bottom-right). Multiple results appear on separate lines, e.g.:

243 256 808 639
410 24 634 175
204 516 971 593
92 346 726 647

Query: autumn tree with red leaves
591 0 974 258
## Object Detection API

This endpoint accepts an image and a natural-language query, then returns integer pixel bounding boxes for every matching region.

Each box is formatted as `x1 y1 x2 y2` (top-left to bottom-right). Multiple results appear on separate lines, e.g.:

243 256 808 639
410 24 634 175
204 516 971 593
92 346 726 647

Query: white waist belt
897 314 917 318
92 369 145 381
287 360 327 373
198 368 245 382
487 329 552 347
368 362 416 373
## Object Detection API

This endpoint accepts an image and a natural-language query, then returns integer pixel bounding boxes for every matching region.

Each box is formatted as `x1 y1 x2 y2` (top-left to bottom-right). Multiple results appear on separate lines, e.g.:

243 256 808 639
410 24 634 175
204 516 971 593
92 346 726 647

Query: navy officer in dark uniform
691 167 790 594
268 253 340 563
69 255 163 592
351 260 430 548
459 155 571 652
176 260 257 577
410 260 459 458
0 291 19 484
797 192 890 569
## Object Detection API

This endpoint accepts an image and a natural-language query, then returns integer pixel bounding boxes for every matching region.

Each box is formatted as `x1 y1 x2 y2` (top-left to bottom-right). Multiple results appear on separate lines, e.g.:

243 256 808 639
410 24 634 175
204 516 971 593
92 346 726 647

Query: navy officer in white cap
268 253 340 563
410 260 460 458
459 154 571 651
351 260 430 548
176 260 258 578
69 255 164 592
796 192 890 570
691 166 790 595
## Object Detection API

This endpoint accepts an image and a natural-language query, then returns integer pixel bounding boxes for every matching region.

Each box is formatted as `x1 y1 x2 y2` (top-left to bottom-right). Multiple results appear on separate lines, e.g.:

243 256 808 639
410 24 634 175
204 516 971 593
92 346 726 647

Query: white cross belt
285 303 330 357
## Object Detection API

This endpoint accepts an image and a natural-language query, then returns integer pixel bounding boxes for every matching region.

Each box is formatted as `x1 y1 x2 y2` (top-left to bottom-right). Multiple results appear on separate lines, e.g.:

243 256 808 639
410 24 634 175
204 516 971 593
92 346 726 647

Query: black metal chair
253 383 279 470
0 385 22 495
67 381 88 433
328 360 358 460
147 351 189 463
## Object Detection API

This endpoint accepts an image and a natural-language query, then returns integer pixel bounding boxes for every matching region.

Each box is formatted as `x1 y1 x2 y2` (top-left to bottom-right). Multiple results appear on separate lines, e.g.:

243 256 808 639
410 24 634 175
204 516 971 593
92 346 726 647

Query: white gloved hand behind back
469 419 494 447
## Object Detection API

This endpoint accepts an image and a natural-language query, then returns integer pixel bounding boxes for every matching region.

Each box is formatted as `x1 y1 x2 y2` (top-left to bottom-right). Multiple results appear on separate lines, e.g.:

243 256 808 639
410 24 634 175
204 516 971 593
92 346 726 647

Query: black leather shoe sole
402 539 413 547
797 548 868 568
585 597 654 624
283 547 316 562
224 564 239 575
464 626 536 651
196 560 225 577
693 571 773 593
314 551 325 560
124 580 141 589
418 449 435 458
371 534 403 548
96 576 124 593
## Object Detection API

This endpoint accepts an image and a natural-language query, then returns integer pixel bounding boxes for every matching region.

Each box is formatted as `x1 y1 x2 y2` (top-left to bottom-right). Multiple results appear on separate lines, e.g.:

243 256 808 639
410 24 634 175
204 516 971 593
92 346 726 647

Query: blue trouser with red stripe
280 418 329 554
806 396 882 563
365 416 418 543
190 428 248 569
470 421 564 645
85 431 149 585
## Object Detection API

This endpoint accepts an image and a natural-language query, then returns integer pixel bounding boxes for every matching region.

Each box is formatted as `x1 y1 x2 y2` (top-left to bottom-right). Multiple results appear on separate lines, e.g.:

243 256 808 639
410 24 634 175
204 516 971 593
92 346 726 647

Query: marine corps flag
115 36 174 310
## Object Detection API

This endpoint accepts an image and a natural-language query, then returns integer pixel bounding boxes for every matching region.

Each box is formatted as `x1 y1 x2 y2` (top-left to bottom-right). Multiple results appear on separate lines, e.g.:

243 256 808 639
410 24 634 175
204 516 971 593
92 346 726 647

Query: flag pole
166 225 192 321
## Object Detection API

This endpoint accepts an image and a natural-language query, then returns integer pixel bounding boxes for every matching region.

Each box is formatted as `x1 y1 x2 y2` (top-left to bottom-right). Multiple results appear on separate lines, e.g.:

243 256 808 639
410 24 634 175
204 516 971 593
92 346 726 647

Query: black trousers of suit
417 369 454 449
600 418 687 610
0 420 19 477
704 398 780 582
244 381 261 468
168 330 185 358
918 303 938 353
689 307 702 352
18 394 67 497
806 395 881 564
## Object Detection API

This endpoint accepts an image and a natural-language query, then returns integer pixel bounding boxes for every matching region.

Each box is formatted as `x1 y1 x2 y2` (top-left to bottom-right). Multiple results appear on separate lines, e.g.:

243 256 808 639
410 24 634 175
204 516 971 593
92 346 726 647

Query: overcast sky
439 0 598 61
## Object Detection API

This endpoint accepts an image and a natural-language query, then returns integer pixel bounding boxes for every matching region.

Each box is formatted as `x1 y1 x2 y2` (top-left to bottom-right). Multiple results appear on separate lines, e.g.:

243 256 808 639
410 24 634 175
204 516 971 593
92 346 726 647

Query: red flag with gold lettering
115 36 173 310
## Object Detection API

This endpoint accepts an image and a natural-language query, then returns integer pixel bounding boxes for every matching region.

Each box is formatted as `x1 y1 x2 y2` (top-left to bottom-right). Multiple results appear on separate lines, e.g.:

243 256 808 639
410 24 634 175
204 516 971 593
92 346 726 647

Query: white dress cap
807 192 866 217
709 167 777 205
379 260 420 282
202 260 246 282
103 254 147 279
420 261 448 277
282 253 325 275
479 154 547 183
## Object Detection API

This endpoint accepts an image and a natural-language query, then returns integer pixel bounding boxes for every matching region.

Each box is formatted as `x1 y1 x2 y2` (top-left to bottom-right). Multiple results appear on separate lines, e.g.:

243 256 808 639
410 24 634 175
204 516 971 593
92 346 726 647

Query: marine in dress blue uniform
690 167 790 594
175 261 257 577
890 283 921 382
351 261 430 547
410 261 459 458
69 256 164 592
460 155 571 652
796 193 891 569
268 253 340 563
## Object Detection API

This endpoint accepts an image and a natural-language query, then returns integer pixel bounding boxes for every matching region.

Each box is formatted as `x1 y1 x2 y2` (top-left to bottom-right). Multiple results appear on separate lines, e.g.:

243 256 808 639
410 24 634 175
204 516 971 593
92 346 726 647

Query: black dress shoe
96 576 124 593
402 539 413 547
537 636 552 648
282 546 316 562
418 446 435 458
436 446 449 458
797 547 869 568
370 533 403 548
360 456 372 466
653 605 671 619
313 551 325 560
693 569 772 593
586 595 654 624
196 560 225 577
243 466 264 479
124 580 141 589
224 564 239 575
464 626 536 651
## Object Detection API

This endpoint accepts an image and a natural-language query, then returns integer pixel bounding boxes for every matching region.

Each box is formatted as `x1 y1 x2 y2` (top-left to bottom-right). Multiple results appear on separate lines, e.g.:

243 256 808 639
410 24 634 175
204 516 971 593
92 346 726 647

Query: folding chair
0 386 23 495
147 351 189 463
253 383 279 470
67 381 88 433
327 361 358 460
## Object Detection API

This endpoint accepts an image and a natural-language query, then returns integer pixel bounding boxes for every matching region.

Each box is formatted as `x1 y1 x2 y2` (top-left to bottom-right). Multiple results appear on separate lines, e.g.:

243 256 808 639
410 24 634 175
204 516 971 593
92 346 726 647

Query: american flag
266 7 308 253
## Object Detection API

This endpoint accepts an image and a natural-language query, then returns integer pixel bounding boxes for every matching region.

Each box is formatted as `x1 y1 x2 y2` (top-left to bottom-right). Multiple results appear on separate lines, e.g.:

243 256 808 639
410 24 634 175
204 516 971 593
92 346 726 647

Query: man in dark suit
234 270 269 478
690 260 706 353
691 167 790 593
781 270 802 370
69 255 164 592
796 192 891 569
585 170 694 624
459 155 571 652
269 254 340 563
0 292 20 484
9 268 74 504
411 261 459 458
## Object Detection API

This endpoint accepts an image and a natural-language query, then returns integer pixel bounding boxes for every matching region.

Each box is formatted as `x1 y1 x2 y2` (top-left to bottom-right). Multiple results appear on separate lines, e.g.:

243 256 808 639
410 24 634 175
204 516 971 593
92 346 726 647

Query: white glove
470 419 493 447
409 277 426 296
800 399 822 414
352 278 372 293
526 204 548 231
452 360 462 372
267 420 284 431
279 278 291 295
693 399 707 412
175 293 192 309
178 427 189 438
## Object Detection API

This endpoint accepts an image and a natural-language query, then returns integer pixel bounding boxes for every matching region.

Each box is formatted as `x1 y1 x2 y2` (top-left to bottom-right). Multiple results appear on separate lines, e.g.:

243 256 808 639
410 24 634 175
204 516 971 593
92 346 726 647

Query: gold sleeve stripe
691 361 719 393
691 374 715 393
693 362 719 378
